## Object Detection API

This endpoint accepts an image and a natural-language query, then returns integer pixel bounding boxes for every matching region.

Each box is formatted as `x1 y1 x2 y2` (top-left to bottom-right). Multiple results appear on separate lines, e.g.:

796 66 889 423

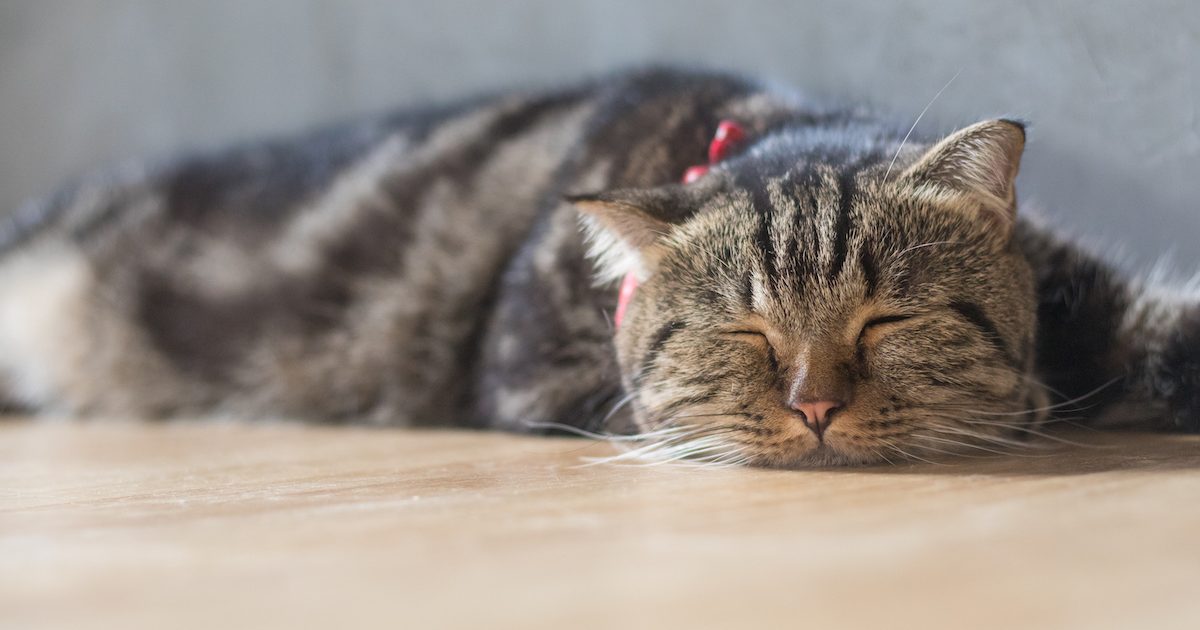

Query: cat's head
573 119 1044 466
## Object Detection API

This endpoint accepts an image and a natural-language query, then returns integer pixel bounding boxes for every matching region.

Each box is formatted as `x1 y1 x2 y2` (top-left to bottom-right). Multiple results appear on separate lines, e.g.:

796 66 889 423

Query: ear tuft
568 186 693 283
567 190 672 251
901 119 1027 229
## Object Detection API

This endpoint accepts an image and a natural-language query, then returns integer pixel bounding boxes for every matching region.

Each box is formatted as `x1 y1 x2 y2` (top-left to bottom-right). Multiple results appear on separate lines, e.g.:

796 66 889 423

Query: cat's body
1 69 1196 466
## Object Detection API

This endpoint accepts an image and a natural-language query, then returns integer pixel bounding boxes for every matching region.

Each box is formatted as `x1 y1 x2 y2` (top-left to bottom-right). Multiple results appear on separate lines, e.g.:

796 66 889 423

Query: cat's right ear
568 186 691 283
898 119 1026 236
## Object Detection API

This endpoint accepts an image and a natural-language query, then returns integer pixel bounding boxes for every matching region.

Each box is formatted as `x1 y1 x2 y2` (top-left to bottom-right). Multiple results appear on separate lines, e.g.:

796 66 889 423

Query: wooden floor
3 420 1200 629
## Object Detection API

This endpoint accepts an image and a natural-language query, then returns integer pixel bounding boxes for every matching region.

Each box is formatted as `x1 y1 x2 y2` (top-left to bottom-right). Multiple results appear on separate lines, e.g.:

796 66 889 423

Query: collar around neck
613 119 746 329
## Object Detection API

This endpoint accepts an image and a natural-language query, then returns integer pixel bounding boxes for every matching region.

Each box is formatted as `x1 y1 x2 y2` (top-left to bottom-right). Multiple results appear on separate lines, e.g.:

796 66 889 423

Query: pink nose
791 399 842 440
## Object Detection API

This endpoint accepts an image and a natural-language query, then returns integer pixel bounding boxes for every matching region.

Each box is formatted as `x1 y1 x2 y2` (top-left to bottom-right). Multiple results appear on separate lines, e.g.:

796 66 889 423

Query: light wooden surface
3 420 1200 630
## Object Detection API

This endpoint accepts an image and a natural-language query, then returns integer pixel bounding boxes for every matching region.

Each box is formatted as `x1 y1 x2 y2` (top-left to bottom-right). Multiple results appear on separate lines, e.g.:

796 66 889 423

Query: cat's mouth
638 417 875 468
745 439 876 468
628 389 1046 467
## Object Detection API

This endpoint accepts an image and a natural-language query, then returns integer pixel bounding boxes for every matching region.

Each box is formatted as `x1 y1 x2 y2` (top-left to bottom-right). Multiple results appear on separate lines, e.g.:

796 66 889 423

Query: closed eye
858 314 915 345
863 314 913 329
721 330 778 371
725 330 767 338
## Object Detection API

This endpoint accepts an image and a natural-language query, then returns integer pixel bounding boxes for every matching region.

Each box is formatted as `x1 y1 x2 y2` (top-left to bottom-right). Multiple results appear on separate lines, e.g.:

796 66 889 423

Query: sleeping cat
1 68 1196 467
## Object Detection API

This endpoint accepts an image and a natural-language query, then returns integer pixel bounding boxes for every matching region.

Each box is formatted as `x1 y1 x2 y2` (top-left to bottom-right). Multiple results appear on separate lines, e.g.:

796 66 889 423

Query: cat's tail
1021 220 1200 431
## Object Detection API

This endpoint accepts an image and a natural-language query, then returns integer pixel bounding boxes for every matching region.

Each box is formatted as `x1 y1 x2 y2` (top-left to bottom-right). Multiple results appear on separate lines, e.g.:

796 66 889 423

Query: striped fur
0 68 1196 466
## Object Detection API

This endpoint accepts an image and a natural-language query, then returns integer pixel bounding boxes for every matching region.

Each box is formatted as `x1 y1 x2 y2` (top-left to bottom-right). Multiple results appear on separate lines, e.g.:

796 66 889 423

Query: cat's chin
747 442 892 469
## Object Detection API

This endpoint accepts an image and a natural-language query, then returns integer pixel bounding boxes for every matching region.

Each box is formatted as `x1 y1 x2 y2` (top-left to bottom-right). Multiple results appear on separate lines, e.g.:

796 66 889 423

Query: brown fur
0 69 1195 467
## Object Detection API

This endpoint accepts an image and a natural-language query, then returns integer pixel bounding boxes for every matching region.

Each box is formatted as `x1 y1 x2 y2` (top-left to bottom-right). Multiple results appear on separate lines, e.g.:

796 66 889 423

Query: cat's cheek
854 345 940 420
857 341 912 387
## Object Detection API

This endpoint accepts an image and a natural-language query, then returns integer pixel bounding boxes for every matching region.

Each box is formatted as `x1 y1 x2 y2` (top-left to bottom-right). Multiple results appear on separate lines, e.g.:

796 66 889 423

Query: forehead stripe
829 170 857 280
635 320 687 386
753 190 779 295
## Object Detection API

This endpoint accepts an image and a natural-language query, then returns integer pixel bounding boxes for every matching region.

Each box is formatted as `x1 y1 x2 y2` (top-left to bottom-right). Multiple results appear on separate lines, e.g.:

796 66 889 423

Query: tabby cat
1 69 1196 467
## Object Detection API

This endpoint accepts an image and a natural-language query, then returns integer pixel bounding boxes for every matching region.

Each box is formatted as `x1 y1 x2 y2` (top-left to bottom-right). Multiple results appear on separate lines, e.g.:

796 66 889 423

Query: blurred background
0 0 1195 271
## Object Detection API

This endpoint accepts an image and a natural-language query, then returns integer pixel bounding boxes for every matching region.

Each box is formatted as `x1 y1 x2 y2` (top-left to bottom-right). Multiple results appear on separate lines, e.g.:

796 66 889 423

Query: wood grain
2 420 1199 629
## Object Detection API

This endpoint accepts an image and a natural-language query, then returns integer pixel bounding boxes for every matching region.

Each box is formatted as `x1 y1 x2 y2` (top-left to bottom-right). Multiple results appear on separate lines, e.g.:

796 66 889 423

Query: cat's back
0 67 787 425
0 75 608 420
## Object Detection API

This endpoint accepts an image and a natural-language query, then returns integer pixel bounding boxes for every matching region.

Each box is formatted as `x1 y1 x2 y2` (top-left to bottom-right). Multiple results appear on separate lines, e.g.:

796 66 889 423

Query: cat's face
576 120 1044 466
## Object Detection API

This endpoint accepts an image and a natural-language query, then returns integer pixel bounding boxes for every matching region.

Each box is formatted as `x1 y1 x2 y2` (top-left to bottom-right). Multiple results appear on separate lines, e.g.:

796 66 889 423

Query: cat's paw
1156 307 1200 431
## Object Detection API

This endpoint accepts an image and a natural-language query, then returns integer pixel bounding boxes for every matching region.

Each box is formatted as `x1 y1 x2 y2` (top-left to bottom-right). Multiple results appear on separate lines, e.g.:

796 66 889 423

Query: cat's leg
0 240 93 414
1112 287 1200 431
1018 221 1200 430
470 205 631 435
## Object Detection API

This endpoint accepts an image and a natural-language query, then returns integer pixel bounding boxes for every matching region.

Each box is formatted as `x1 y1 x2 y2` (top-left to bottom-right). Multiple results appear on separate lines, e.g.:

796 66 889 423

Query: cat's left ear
568 185 694 282
900 119 1026 234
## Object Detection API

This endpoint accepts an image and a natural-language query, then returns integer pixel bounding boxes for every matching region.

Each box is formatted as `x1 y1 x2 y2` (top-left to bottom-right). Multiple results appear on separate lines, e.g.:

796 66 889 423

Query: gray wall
1 0 1196 271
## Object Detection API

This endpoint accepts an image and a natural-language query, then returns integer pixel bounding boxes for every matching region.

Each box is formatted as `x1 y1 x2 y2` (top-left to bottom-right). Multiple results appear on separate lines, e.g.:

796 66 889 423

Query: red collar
614 120 746 329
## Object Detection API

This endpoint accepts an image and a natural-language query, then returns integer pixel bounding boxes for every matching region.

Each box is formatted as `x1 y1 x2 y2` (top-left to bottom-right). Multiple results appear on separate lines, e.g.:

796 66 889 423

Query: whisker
594 436 744 467
896 239 964 259
883 67 964 181
1027 414 1095 431
665 411 755 422
951 418 1100 447
519 420 687 442
878 438 946 466
909 436 1003 458
924 419 1042 448
953 376 1123 417
583 422 745 466
919 430 1049 457
1013 371 1074 403
600 391 637 425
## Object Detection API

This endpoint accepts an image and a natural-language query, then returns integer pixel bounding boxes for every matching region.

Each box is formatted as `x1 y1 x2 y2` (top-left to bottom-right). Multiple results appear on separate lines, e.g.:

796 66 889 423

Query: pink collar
614 120 746 329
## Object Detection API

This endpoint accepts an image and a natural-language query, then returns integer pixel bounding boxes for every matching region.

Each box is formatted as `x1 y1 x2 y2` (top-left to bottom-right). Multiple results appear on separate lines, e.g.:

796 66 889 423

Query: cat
0 68 1196 467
